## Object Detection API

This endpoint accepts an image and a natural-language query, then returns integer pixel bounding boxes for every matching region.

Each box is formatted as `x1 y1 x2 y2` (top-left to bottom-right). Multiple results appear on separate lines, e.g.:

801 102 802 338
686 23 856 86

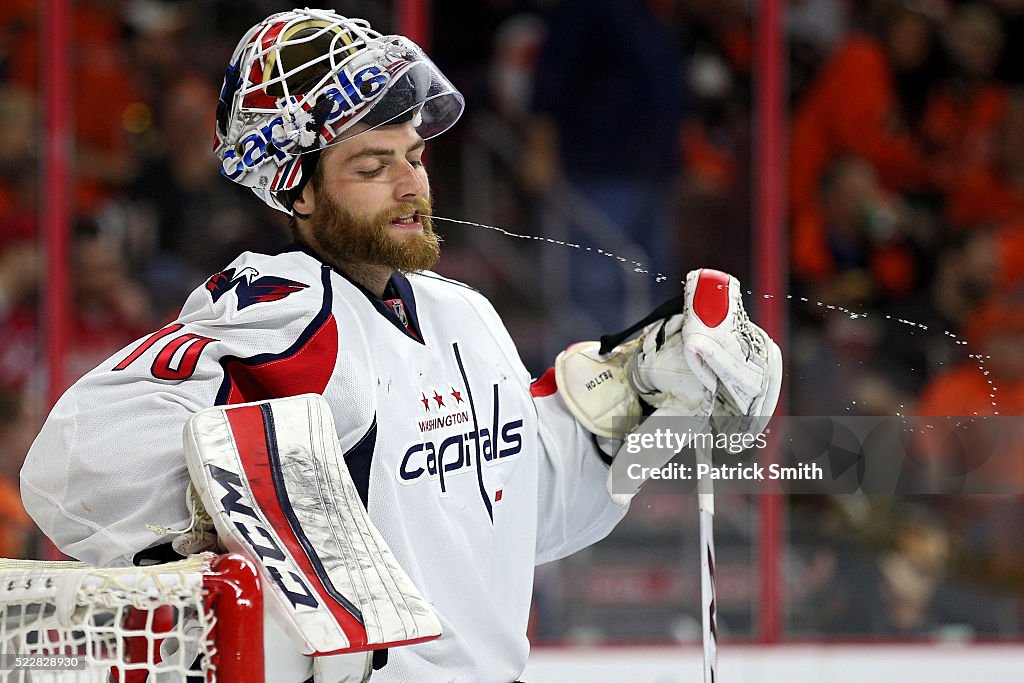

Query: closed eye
357 166 386 178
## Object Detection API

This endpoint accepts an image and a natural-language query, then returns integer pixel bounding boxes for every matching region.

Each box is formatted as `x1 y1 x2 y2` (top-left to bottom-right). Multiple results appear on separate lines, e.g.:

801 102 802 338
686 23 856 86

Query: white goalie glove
555 268 782 503
675 268 783 430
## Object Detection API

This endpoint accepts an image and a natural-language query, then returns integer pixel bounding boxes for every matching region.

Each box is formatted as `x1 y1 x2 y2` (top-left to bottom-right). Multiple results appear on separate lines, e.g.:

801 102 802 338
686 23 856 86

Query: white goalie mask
215 8 465 214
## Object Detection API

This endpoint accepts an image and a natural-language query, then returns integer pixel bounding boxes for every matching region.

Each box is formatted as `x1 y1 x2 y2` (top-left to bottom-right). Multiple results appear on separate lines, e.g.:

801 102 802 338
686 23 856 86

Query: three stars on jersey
419 387 464 411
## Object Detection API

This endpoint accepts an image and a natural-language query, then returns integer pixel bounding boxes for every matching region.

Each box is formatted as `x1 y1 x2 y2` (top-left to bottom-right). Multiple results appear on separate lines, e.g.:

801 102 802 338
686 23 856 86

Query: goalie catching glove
555 269 782 503
677 268 783 431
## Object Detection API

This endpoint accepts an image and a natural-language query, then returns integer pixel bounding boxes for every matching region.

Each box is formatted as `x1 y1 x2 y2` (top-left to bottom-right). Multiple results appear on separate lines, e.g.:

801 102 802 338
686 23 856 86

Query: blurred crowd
782 0 1024 639
1 0 1023 641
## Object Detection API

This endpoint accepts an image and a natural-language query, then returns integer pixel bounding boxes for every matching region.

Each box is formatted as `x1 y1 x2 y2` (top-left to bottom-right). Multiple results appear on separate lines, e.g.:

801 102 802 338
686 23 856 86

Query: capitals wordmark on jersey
399 342 524 511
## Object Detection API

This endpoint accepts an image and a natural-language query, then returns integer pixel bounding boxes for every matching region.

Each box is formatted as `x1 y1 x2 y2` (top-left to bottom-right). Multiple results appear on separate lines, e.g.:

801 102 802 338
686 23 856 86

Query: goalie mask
215 8 465 214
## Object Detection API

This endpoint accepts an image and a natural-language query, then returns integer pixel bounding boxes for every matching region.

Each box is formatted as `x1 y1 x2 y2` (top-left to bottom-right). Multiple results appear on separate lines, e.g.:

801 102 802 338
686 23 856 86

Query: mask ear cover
278 150 321 218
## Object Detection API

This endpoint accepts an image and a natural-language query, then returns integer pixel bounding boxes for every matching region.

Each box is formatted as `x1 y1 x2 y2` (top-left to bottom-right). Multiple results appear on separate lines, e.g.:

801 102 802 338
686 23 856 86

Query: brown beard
308 191 440 273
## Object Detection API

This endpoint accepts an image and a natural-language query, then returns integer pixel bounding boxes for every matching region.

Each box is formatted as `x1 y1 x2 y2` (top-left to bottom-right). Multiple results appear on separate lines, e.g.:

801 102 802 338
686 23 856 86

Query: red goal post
0 553 263 682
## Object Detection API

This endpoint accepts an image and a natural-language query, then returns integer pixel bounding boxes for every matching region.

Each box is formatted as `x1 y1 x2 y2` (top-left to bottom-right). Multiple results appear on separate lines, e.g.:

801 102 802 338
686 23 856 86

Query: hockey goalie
20 7 782 682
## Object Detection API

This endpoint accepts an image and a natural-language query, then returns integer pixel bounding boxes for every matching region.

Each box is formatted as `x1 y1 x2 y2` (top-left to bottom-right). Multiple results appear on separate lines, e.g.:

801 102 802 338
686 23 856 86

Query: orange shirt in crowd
916 363 1024 491
790 35 933 282
995 222 1024 285
915 283 1024 487
917 364 1024 417
918 288 1024 417
920 84 1008 171
946 165 1024 229
791 35 932 214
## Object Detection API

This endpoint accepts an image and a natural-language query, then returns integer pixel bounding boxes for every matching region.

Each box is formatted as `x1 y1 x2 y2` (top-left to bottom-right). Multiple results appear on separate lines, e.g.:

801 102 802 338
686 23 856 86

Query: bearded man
21 9 781 682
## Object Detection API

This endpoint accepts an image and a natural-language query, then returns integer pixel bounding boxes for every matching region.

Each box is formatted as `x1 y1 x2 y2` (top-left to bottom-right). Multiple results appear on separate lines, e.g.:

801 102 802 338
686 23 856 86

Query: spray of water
431 214 1001 419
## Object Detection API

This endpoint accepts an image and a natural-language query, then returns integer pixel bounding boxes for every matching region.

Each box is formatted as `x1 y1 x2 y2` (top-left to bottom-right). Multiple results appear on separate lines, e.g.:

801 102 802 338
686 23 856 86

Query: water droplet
431 212 1009 420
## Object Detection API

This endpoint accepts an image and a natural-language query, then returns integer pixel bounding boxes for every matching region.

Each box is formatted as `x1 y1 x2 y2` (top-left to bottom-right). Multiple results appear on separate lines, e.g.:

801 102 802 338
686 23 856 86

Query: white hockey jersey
21 245 627 683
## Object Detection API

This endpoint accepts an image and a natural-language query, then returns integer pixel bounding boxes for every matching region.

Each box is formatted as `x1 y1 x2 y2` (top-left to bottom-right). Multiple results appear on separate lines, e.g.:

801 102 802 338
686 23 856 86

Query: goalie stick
697 431 718 683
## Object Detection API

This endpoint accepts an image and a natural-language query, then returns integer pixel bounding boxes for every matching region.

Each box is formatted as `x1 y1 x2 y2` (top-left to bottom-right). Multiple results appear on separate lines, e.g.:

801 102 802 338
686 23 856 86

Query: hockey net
0 553 262 682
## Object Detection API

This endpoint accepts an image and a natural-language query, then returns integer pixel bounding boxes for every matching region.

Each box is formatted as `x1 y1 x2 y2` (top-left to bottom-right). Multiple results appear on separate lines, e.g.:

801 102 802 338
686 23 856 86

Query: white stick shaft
699 505 718 683
698 492 715 515
696 435 717 683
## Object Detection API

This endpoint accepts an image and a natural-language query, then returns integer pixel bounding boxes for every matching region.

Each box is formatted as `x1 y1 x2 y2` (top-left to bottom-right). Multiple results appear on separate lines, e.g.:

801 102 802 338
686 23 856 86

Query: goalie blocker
182 394 442 682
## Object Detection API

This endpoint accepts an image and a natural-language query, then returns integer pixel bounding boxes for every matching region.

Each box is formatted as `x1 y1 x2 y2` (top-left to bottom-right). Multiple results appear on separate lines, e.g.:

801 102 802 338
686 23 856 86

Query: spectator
790 2 942 278
946 92 1024 229
917 286 1024 417
913 289 1024 610
792 155 919 296
787 0 850 102
72 0 145 213
920 2 1007 175
525 0 689 336
0 85 37 231
872 229 999 399
849 505 952 635
791 496 1012 636
787 497 858 635
488 13 547 123
124 0 193 107
0 0 36 88
126 74 287 314
0 229 153 395
0 241 41 390
431 0 541 114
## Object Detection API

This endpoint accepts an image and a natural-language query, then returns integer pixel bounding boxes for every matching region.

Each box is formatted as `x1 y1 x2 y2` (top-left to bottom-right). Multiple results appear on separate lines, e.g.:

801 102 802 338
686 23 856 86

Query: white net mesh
0 554 223 683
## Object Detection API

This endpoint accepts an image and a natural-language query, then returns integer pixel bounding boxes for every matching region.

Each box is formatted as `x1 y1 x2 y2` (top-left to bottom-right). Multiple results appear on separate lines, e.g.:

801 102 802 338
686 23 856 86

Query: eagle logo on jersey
205 266 308 309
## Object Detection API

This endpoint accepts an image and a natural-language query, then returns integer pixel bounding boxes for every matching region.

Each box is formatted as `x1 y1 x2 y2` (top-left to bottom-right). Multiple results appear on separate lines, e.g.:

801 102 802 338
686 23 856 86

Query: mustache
383 196 433 222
